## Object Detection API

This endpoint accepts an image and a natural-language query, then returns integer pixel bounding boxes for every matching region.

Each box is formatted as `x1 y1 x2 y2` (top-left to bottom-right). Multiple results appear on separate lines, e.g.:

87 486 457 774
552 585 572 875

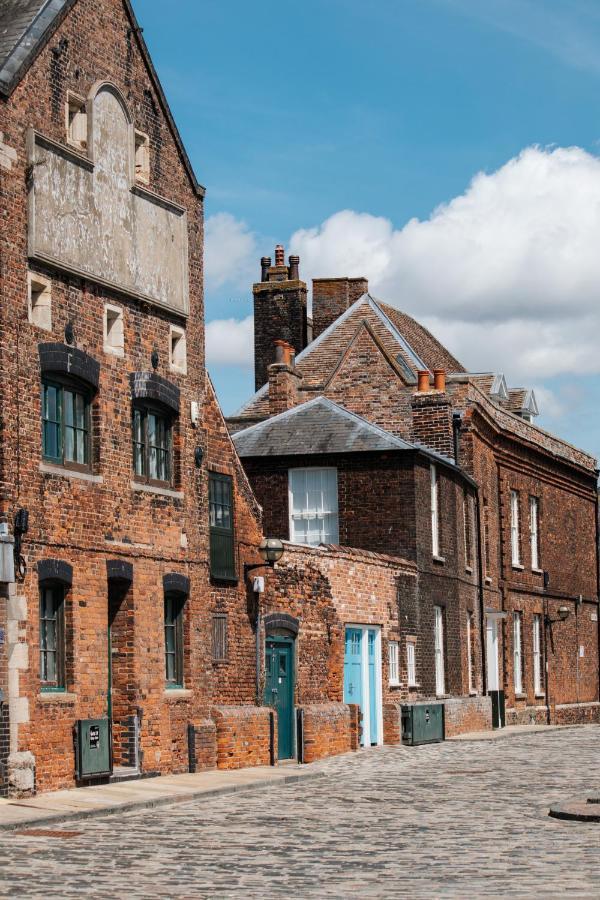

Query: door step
109 766 141 784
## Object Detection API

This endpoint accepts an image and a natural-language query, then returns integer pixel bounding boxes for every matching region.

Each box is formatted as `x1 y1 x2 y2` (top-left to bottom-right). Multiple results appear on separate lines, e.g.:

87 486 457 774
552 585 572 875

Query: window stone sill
131 481 184 499
465 566 473 575
484 576 493 585
532 568 544 575
433 555 446 565
514 693 527 701
512 563 525 571
40 463 103 484
38 692 77 704
164 688 192 700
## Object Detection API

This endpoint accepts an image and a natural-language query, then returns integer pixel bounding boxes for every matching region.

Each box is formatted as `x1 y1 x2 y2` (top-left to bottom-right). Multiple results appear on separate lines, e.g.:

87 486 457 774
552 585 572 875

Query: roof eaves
0 0 75 96
367 295 428 373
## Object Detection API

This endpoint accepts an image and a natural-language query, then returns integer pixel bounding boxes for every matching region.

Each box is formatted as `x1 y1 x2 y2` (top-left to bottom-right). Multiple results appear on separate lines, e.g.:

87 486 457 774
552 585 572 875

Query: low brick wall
383 703 402 745
443 696 492 737
300 702 359 763
211 706 275 770
506 701 600 727
188 719 217 772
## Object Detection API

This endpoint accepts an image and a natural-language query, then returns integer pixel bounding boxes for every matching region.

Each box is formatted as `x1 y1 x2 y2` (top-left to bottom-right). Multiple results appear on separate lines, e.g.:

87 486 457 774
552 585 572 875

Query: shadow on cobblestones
1 725 599 898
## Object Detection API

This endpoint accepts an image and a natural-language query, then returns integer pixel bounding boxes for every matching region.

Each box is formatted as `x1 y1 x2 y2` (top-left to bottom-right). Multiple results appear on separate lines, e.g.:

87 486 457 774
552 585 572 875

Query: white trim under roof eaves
367 295 429 372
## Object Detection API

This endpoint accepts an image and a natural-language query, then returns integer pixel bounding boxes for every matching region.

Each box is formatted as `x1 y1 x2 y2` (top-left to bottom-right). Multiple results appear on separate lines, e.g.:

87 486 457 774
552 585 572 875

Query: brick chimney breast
268 342 302 415
312 276 369 339
411 373 455 459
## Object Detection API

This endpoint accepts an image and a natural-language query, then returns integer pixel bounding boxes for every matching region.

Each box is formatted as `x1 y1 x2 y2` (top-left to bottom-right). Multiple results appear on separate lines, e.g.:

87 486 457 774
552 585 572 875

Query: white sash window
513 611 523 694
389 641 399 686
434 606 445 695
289 468 339 546
431 465 440 557
406 640 417 687
533 614 543 695
530 496 540 570
510 490 521 566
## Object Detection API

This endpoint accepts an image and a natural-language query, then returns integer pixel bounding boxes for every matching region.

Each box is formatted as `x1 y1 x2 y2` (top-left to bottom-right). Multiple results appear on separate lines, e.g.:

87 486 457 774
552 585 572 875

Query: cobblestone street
2 726 600 898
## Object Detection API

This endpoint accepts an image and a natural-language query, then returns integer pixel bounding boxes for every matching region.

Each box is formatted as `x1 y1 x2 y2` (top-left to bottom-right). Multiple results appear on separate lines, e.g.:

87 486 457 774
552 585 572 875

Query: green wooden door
265 637 295 760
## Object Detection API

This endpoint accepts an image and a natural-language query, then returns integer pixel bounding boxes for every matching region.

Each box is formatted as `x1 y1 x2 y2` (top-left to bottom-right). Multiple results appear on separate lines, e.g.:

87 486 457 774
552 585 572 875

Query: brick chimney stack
411 370 455 459
312 277 369 339
253 247 308 390
268 341 301 415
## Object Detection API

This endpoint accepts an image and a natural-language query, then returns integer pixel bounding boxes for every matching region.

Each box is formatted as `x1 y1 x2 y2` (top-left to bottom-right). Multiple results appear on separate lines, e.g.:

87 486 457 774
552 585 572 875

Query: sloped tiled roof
232 396 416 458
233 293 465 421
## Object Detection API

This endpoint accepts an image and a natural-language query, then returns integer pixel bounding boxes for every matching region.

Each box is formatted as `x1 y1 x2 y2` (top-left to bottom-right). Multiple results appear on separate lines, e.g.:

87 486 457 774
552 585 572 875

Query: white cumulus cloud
204 212 258 290
205 315 254 366
289 145 600 386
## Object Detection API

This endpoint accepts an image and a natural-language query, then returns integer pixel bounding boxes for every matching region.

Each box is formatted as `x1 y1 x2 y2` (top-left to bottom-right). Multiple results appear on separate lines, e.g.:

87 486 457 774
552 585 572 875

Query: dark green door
265 637 295 760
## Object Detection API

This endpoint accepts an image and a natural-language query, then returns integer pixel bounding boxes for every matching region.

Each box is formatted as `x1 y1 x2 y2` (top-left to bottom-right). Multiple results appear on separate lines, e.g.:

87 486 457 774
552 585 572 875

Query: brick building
229 250 600 737
0 0 285 796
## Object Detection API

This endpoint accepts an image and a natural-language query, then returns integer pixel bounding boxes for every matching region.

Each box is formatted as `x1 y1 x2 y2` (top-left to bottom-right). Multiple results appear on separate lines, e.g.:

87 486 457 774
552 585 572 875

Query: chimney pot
275 244 285 267
288 255 300 280
261 256 271 282
417 370 430 393
433 369 446 392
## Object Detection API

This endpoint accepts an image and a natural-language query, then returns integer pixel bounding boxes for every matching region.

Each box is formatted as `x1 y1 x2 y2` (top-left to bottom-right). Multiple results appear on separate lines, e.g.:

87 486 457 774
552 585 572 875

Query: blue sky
138 0 600 457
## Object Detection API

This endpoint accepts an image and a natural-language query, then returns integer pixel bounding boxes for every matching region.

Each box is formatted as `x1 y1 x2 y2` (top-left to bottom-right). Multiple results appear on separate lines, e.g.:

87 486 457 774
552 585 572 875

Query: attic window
104 304 124 356
169 325 187 374
28 272 52 332
134 131 150 184
66 93 87 150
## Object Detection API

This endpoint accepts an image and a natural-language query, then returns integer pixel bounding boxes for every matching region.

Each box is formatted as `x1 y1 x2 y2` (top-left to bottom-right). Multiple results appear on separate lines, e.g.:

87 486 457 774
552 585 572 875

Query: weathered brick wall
443 696 492 736
211 706 275 770
299 702 356 763
188 719 217 772
0 0 268 793
411 391 454 459
312 277 369 339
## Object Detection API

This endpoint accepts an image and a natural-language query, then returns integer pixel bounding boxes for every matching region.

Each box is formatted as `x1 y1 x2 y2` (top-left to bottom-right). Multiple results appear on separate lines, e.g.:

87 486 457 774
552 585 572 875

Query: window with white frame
434 606 445 695
289 468 339 546
463 489 474 570
389 641 399 686
431 464 440 557
103 304 124 356
513 611 523 694
467 611 475 693
533 614 543 695
510 490 521 566
406 640 417 687
530 496 540 570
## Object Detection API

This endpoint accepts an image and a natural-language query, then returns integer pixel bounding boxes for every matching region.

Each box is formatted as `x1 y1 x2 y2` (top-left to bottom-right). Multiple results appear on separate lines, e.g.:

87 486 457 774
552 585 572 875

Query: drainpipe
255 599 261 706
474 491 487 695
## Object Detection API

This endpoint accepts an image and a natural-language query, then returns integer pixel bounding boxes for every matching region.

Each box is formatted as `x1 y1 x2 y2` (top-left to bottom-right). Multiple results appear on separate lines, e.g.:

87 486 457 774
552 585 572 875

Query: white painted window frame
510 490 521 567
431 464 440 557
513 611 523 694
406 639 417 687
533 613 543 695
530 496 540 570
467 611 474 693
288 467 339 547
434 605 445 696
388 640 399 686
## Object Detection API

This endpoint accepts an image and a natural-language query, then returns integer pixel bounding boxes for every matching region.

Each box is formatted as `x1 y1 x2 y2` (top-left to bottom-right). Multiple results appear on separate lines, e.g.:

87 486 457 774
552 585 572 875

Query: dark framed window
209 472 235 580
212 614 228 661
164 593 184 687
42 378 91 470
133 405 173 486
39 584 65 690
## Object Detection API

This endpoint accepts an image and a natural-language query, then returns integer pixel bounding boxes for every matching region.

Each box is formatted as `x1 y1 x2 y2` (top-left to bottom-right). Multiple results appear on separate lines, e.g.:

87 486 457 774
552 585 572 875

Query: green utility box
75 718 112 780
401 702 445 746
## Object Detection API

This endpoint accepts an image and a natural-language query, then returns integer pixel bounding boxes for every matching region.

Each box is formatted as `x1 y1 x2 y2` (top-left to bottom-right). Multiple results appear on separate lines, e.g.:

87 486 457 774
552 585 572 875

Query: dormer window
66 93 87 150
134 130 150 184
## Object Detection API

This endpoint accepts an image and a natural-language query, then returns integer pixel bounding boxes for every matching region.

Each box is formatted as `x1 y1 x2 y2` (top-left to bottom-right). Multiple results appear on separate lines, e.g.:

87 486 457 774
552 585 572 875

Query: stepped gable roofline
232 395 477 484
0 0 205 197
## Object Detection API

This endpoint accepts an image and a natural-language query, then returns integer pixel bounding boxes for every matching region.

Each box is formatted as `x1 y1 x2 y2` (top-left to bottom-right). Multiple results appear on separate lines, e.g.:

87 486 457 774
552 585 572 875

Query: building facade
230 250 600 736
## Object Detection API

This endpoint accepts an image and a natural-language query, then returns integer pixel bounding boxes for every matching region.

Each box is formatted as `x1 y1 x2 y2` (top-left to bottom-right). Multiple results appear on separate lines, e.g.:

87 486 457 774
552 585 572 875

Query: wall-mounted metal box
75 718 112 780
401 702 445 746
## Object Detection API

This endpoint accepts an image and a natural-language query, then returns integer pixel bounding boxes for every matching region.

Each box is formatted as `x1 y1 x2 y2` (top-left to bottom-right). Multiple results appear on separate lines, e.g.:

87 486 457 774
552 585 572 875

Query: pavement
0 764 319 831
1 724 600 898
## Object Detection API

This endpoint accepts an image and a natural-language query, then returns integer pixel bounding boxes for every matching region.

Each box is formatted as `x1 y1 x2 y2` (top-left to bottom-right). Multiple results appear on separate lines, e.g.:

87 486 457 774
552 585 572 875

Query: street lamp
545 605 570 627
244 537 284 579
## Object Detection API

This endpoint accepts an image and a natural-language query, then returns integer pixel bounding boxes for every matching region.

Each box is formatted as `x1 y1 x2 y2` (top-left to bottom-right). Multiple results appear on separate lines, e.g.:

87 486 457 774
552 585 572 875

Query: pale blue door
368 629 378 744
344 628 363 743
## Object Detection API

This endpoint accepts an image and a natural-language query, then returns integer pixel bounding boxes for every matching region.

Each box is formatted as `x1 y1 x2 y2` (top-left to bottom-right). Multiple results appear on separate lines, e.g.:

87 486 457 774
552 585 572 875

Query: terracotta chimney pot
433 369 446 392
274 339 287 364
275 244 285 267
417 370 430 393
